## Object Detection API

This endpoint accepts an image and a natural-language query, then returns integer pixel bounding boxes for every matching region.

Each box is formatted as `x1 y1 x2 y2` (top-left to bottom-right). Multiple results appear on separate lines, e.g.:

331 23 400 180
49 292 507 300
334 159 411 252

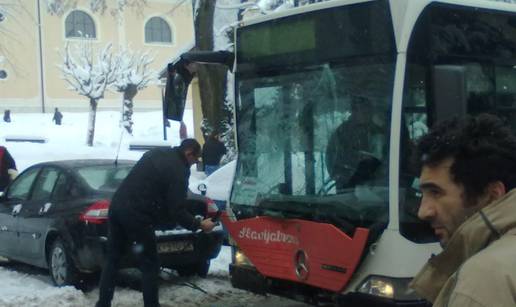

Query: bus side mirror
163 61 193 121
431 65 467 123
163 51 234 121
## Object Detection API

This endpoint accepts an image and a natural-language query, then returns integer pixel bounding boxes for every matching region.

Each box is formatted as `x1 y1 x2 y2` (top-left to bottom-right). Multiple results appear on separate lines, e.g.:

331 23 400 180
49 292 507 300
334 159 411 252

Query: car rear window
76 165 132 191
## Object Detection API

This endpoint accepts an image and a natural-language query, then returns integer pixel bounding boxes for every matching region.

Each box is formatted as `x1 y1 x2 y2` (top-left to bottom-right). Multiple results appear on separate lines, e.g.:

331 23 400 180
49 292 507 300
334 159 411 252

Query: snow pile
0 268 88 307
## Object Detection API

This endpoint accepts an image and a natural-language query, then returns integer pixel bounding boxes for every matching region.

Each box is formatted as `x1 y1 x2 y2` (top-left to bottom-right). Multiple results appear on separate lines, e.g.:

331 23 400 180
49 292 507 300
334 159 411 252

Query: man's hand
199 218 216 233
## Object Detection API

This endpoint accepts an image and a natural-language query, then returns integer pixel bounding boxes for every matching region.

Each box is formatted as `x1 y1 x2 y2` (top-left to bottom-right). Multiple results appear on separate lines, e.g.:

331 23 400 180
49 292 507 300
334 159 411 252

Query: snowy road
0 247 310 307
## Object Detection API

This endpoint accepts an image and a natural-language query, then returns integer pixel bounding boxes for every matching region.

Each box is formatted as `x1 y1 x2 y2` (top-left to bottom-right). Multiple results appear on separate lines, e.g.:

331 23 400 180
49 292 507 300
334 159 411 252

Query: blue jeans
204 164 220 176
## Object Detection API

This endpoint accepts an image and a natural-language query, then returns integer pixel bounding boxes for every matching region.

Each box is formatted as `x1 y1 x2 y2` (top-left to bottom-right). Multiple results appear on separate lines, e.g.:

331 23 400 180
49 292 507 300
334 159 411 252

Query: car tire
48 238 79 287
176 260 211 278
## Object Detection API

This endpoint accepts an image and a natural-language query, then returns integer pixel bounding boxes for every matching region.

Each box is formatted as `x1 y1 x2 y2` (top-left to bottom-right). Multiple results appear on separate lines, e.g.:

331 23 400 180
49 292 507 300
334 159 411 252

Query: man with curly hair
410 114 516 307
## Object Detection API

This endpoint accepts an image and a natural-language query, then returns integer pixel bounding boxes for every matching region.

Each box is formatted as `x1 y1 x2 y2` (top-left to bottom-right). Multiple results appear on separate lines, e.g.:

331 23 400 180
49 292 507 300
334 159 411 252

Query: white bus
165 0 516 305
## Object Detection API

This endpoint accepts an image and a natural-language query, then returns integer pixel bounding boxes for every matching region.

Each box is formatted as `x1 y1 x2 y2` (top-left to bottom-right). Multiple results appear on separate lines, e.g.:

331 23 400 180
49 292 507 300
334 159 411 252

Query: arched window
145 17 172 43
65 11 96 39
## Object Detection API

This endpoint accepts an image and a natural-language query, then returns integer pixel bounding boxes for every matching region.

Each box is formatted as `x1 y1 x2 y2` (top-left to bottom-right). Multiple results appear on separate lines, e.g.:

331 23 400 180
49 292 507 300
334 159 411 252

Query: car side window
6 168 40 201
52 173 70 201
31 168 60 202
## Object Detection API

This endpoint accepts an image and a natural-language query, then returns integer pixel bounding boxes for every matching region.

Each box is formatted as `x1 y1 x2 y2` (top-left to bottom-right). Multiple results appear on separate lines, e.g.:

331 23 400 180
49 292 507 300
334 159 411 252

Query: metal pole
36 0 46 113
162 88 168 141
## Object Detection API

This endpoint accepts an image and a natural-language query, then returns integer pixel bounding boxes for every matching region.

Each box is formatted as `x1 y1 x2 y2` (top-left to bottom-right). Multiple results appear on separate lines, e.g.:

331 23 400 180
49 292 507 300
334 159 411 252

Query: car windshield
76 164 132 191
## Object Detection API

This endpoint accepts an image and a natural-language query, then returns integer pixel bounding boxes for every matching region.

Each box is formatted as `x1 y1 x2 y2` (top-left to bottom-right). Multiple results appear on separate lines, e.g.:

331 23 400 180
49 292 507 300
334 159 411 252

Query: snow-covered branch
109 0 148 19
44 0 76 16
43 0 148 17
110 47 156 135
111 47 156 92
59 41 116 100
58 41 117 146
90 0 107 14
215 0 297 16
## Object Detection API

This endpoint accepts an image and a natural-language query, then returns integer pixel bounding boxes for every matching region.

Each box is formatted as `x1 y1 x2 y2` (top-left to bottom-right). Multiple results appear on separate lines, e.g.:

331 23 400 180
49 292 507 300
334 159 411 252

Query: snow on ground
0 246 235 307
0 244 299 307
0 110 306 307
0 267 89 306
0 110 192 172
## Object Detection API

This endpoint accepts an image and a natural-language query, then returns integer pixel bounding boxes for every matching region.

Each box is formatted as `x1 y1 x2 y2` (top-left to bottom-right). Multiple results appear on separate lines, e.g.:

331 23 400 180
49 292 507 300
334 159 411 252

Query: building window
65 10 96 39
0 70 7 79
145 17 172 43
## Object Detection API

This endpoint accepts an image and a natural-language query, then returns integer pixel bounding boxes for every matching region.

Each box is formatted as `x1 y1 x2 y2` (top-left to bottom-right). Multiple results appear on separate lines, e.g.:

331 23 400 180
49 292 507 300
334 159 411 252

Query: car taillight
79 200 110 224
205 197 219 219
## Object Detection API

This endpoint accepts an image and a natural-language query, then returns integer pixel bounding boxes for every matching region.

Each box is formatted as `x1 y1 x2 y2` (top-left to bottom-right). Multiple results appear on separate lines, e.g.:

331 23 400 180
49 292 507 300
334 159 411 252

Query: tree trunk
86 98 98 146
121 84 137 134
195 0 228 136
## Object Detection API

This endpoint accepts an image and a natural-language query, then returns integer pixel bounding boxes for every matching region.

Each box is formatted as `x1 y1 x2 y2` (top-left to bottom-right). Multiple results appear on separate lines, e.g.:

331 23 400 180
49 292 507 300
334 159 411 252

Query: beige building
0 0 195 113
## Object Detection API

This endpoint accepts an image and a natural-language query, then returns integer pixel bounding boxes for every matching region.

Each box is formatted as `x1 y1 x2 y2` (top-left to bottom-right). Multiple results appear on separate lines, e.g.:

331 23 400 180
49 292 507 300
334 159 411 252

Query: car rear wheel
176 260 210 278
48 238 79 287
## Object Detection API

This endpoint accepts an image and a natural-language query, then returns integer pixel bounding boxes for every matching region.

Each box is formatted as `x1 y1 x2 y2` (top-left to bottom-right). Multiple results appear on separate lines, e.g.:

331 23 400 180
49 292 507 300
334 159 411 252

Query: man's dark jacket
109 147 200 230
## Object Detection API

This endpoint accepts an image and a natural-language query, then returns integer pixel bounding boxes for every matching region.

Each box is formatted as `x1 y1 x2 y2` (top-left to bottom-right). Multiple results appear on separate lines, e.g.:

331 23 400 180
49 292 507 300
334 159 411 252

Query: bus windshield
231 1 396 232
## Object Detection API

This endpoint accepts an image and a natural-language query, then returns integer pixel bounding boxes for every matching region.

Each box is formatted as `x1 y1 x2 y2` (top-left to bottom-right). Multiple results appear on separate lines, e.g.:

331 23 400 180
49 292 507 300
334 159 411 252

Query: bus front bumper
229 264 430 307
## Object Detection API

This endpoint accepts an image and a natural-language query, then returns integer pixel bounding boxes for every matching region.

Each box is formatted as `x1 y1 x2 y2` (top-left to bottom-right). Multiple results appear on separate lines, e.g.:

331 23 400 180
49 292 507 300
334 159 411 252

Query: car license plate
157 241 193 254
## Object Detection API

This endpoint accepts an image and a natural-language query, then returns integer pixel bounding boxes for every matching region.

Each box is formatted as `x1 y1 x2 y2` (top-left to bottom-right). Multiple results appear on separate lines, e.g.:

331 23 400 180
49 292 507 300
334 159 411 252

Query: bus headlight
232 247 254 267
356 275 422 300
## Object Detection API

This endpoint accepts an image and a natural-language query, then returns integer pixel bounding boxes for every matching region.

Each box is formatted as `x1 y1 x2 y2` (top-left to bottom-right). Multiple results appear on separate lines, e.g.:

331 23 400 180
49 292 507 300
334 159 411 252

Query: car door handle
39 203 52 215
11 204 22 216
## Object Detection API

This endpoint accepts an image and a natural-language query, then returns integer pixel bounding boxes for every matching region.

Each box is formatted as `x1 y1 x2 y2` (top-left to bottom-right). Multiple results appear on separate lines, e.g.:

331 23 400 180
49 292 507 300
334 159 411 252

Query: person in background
179 121 187 140
410 114 516 307
3 109 11 123
96 139 216 307
326 96 386 191
0 145 17 192
202 132 227 176
52 107 63 125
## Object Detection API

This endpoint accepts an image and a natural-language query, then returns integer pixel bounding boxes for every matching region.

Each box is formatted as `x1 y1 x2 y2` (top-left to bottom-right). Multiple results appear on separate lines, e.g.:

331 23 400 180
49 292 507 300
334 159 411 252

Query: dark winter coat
202 138 227 166
0 146 17 191
52 111 63 125
109 147 200 231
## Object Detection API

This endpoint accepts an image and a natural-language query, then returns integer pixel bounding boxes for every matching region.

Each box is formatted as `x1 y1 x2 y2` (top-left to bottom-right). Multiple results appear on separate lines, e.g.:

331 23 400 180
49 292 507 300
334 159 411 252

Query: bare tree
44 0 77 16
43 0 148 17
0 1 27 68
195 0 329 160
111 47 156 134
59 42 117 146
195 0 227 138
